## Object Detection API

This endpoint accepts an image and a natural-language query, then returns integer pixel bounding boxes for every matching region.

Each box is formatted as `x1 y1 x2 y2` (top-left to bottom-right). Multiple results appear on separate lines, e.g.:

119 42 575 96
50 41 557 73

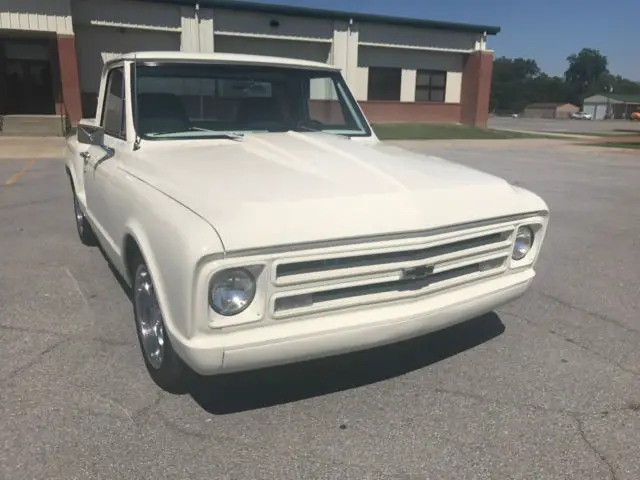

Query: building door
2 59 54 115
0 39 55 116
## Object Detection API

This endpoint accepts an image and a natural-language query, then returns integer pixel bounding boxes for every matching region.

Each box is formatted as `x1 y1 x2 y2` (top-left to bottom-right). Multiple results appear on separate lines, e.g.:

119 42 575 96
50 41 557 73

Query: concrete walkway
2 135 634 162
386 138 568 150
0 136 67 159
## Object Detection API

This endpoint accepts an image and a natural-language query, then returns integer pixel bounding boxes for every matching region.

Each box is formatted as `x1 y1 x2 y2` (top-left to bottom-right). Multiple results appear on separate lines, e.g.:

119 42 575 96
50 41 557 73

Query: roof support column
332 19 359 92
181 3 214 52
460 50 493 127
56 34 82 124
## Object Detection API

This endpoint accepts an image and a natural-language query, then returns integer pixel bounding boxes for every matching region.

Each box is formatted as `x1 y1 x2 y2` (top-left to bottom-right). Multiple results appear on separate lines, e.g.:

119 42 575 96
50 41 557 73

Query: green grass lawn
372 123 551 140
569 131 640 137
589 142 640 150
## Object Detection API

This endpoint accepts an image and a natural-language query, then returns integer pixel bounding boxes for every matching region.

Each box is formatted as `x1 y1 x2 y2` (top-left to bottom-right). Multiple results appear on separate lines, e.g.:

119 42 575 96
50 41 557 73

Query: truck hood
127 132 547 252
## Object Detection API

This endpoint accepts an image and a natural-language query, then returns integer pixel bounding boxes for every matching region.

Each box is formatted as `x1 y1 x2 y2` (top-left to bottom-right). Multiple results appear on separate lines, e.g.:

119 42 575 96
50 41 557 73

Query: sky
238 0 640 80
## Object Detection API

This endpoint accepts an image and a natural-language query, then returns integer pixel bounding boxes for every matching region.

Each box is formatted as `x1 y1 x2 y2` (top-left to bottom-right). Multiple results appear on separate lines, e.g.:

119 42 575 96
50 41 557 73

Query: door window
101 67 126 139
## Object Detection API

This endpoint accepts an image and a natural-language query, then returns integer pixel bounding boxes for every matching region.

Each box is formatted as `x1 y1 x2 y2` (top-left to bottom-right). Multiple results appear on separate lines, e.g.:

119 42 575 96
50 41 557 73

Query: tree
490 57 542 113
490 49 639 115
493 57 540 82
564 48 609 102
529 74 570 104
602 74 640 95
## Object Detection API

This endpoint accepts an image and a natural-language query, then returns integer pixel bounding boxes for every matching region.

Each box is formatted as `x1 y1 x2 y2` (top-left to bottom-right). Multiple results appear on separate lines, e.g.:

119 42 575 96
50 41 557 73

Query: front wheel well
65 166 74 188
123 235 143 284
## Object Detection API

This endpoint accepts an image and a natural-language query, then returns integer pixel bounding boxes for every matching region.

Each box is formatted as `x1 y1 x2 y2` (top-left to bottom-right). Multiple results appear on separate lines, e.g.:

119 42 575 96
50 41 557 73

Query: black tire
131 256 189 393
71 183 97 246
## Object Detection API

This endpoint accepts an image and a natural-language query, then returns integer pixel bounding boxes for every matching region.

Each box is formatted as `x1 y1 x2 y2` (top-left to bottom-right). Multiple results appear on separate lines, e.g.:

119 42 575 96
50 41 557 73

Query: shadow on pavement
95 241 506 411
97 242 132 298
188 312 505 414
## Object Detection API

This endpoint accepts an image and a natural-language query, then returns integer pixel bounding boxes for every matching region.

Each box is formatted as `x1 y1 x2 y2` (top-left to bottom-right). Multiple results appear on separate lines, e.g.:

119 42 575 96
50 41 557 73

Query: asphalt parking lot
1 139 639 479
489 116 640 135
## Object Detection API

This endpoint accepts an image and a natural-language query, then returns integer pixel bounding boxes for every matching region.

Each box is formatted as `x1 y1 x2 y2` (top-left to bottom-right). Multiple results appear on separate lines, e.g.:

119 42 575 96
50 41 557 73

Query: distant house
523 103 579 119
582 93 640 120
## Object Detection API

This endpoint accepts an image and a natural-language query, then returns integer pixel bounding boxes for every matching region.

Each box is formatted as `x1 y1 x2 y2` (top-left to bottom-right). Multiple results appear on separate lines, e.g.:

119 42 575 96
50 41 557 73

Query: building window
368 67 401 101
415 70 447 103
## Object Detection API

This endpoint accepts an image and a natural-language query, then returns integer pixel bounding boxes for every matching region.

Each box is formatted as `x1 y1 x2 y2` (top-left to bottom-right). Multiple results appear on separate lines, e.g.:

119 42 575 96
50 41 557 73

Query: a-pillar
56 34 82 124
460 50 493 128
331 20 359 97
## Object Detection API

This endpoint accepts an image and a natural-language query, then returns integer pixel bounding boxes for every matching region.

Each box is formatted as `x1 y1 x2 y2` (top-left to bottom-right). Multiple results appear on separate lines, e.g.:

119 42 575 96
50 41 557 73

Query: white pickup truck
66 51 549 392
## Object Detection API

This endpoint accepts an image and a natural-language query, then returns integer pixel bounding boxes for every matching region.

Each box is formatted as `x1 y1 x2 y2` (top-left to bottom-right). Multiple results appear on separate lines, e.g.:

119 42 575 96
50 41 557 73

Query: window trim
415 69 447 103
100 66 127 140
367 66 402 102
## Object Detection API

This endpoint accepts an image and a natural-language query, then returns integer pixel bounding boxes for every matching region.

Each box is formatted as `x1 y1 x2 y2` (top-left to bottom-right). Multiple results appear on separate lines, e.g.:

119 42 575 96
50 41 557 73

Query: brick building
0 0 499 130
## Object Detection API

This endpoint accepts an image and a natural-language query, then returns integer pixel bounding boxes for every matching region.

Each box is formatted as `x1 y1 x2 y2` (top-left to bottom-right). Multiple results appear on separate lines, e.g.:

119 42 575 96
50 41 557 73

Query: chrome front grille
269 221 518 320
275 232 505 280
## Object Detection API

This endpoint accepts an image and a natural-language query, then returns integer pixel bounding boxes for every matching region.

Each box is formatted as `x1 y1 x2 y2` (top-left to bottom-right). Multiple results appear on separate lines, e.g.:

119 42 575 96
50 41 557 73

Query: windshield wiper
145 130 245 141
198 132 245 141
293 124 321 133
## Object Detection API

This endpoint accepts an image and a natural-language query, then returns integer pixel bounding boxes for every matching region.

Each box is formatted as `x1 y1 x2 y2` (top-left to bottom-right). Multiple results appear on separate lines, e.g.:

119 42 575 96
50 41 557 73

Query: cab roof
106 51 340 71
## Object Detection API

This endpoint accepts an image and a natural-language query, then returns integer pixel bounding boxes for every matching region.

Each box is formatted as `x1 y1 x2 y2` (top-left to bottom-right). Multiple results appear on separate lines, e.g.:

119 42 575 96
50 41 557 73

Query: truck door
81 65 127 253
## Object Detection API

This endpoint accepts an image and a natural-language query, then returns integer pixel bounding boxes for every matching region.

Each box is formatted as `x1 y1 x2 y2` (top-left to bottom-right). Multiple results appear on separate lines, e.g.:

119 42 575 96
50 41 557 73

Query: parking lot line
4 159 36 186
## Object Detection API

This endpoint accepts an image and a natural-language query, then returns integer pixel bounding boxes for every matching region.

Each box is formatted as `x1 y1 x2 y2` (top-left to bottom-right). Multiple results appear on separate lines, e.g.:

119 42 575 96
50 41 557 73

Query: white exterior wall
445 72 462 103
212 9 333 68
359 22 479 52
354 67 369 102
74 25 180 92
214 37 331 63
72 0 180 32
332 21 349 79
213 9 334 42
401 69 417 102
0 0 73 34
181 5 214 53
71 0 183 98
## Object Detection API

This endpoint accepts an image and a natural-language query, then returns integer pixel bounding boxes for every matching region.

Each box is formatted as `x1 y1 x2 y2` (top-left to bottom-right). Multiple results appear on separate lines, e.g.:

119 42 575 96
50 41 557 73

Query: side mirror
77 121 115 159
77 122 105 146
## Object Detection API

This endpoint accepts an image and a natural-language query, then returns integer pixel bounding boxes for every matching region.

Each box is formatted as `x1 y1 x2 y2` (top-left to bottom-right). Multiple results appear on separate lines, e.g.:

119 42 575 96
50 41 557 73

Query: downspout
195 1 204 118
195 1 201 52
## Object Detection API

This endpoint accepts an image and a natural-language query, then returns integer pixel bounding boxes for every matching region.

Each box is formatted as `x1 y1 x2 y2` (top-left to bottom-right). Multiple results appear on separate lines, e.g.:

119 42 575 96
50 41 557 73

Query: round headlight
512 226 534 260
209 268 256 316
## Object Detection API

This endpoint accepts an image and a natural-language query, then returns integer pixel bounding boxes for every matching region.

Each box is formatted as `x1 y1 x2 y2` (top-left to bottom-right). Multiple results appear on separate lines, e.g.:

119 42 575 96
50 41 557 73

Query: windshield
133 62 371 140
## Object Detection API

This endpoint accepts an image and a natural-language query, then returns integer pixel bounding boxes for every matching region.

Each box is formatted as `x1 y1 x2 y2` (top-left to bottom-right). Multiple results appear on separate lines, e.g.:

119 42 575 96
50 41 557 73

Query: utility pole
605 85 613 119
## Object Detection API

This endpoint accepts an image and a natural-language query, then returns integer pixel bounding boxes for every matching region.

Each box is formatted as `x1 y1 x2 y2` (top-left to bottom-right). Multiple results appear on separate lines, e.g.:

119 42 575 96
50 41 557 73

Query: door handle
80 151 91 165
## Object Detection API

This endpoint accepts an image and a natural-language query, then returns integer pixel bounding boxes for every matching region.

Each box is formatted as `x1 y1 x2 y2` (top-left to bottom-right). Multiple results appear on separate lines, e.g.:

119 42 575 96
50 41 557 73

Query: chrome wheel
134 265 165 370
73 193 84 235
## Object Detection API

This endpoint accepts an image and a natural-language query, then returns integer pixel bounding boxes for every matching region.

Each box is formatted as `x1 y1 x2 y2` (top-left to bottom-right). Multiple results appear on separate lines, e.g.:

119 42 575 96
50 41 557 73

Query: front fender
121 179 225 347
511 184 549 215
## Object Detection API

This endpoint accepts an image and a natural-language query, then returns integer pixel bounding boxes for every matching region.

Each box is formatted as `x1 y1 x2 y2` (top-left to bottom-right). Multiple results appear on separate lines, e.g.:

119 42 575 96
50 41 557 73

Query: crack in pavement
532 287 640 336
500 309 640 377
433 387 585 416
434 386 640 420
574 416 618 480
154 411 416 479
0 323 132 347
0 337 70 385
131 391 166 423
437 387 630 479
